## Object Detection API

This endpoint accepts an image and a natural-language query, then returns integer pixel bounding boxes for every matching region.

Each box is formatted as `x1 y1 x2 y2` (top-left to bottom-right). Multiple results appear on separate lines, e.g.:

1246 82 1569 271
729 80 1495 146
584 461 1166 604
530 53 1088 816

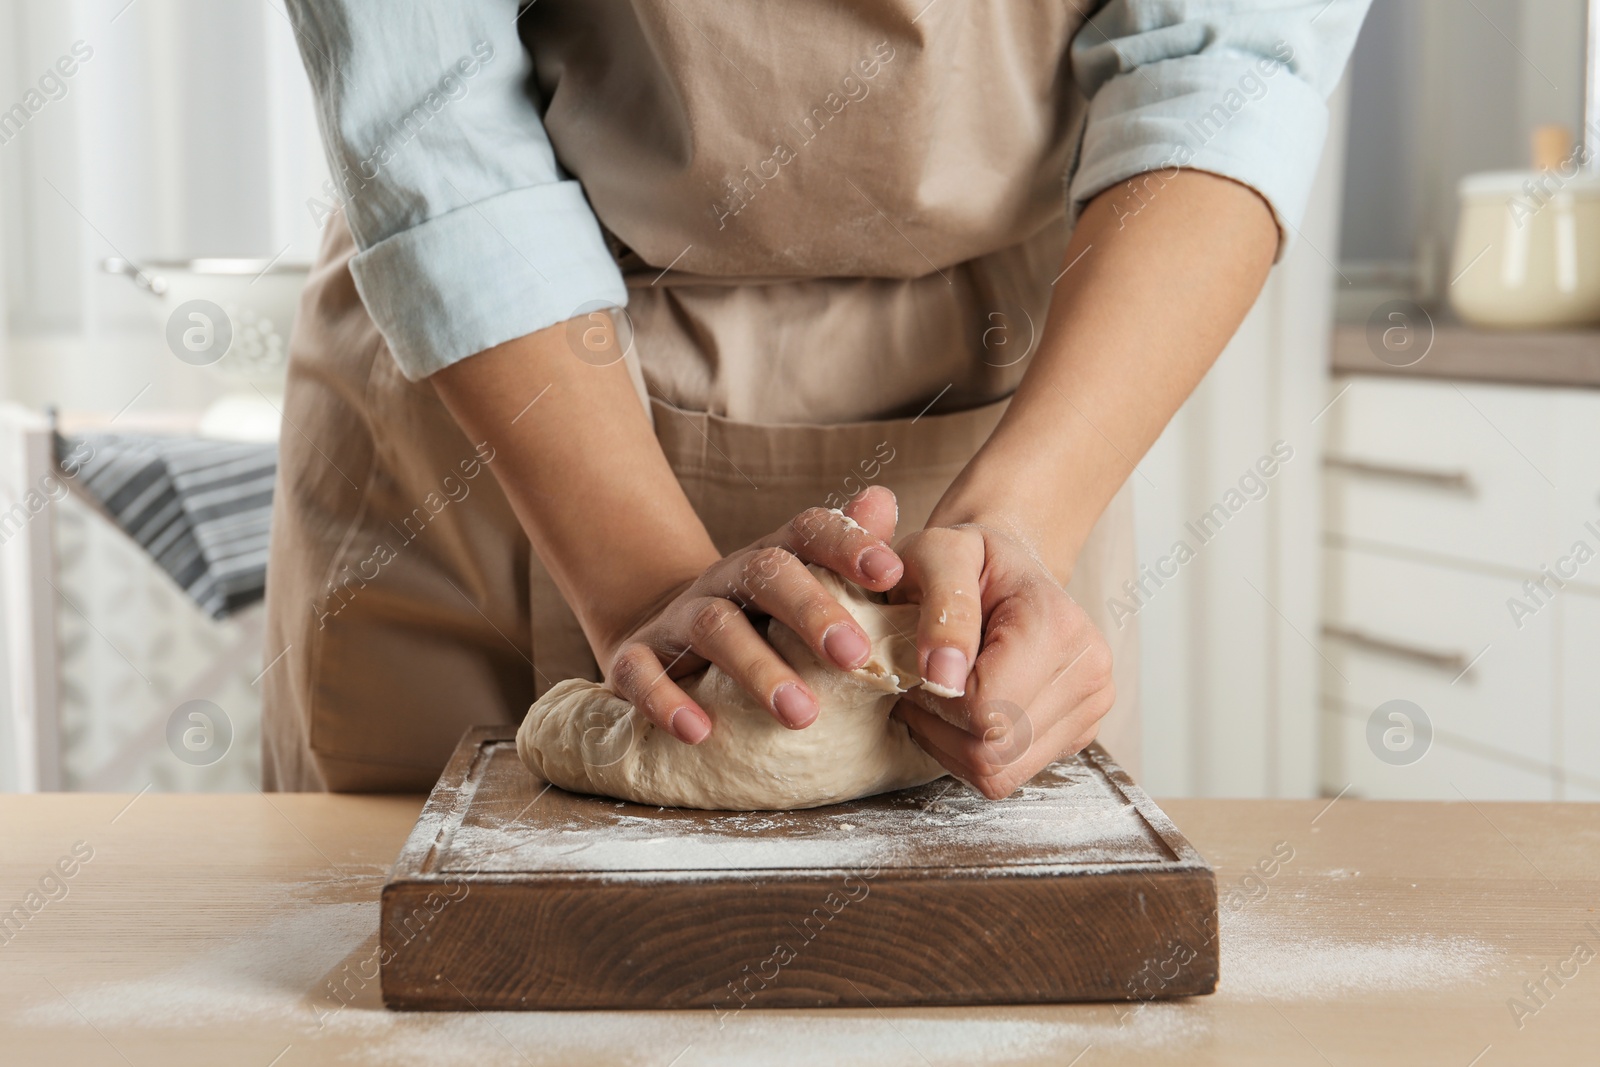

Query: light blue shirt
285 0 1370 381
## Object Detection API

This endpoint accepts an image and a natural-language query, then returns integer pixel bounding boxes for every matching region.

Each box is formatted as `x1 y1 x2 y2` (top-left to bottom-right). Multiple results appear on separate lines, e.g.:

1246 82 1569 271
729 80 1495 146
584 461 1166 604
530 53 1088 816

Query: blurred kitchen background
0 0 1595 801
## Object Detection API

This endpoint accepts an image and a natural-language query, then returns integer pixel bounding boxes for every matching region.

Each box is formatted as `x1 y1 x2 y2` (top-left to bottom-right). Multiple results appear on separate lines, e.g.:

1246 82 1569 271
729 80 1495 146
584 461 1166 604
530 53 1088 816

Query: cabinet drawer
1559 592 1600 799
1321 700 1554 800
1321 547 1555 767
1555 391 1600 548
1324 378 1566 569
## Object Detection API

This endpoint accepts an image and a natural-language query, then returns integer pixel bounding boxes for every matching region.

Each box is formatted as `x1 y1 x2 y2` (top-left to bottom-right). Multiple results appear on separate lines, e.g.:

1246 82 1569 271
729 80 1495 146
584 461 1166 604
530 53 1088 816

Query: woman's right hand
595 486 904 744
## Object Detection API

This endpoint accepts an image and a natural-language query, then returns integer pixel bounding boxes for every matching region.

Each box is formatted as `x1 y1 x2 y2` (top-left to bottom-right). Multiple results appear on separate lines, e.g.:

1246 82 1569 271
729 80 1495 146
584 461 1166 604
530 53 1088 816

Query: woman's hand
874 172 1276 800
595 487 905 745
891 522 1115 799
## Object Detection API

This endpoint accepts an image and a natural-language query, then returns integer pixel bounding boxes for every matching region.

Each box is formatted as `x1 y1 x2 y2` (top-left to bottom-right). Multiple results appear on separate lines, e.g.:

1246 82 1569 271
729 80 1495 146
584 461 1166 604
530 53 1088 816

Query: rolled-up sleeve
285 0 627 379
1068 0 1371 255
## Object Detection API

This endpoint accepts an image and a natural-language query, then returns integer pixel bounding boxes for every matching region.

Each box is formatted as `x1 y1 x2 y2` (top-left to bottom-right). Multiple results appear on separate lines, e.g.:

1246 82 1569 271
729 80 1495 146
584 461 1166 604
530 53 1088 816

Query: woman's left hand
891 522 1115 799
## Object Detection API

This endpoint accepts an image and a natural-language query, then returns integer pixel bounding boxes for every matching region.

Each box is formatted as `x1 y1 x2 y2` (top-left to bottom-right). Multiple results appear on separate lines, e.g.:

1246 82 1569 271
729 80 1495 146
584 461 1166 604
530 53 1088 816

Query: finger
955 593 1059 718
766 504 902 592
896 701 1018 797
897 682 973 733
967 625 1116 791
607 643 712 744
967 597 1112 735
1066 719 1103 753
895 609 1116 795
681 596 820 728
896 694 1098 800
894 699 1034 792
706 547 874 670
898 528 985 699
894 705 984 792
841 485 899 544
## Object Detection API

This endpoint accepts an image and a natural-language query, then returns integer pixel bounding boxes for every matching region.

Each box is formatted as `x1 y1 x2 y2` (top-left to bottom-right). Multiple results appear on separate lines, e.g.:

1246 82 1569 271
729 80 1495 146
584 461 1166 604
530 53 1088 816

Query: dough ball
515 569 946 809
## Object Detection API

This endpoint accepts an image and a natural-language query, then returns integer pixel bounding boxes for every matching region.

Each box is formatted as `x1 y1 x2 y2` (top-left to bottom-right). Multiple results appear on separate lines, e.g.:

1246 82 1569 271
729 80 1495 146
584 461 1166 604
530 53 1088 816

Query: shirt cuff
348 180 628 380
1066 51 1330 261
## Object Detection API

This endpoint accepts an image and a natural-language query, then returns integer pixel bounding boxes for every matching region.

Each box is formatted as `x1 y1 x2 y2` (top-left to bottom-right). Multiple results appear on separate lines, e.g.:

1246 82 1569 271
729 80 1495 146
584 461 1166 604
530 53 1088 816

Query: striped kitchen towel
55 432 278 619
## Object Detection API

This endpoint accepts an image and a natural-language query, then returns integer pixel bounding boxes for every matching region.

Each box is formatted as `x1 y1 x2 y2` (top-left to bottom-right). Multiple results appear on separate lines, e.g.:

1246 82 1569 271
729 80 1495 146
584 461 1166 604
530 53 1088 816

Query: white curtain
0 0 327 410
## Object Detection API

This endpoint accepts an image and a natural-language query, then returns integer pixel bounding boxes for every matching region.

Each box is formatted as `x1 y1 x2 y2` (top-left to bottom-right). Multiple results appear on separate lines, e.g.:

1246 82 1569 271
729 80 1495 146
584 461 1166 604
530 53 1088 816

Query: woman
265 0 1368 793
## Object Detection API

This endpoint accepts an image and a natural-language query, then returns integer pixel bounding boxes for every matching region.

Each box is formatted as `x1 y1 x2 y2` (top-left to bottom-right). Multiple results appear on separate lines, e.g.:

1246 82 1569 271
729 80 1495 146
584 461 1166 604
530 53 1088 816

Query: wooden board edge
379 867 1218 1010
388 856 1213 888
1082 742 1211 870
390 726 506 878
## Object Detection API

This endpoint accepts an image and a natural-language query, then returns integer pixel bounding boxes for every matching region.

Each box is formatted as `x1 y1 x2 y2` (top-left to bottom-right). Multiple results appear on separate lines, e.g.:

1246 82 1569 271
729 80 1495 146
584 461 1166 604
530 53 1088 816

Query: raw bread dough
515 569 946 809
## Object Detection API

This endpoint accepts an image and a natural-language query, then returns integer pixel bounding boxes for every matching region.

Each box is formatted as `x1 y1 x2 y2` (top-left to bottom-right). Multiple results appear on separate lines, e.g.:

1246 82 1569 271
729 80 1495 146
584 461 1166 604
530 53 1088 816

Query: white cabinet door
1322 546 1556 770
1559 592 1600 801
1321 696 1555 800
1554 391 1600 578
1324 379 1567 570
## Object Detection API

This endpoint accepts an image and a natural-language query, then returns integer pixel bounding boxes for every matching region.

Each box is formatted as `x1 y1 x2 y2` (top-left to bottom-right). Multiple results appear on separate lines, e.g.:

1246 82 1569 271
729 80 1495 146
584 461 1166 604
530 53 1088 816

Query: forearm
930 170 1278 579
432 316 718 653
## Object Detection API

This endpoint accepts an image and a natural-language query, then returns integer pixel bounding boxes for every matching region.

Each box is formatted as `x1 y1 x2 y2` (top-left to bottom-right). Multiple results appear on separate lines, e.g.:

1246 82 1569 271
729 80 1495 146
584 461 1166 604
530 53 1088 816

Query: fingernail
927 647 969 695
772 683 818 728
859 546 900 583
823 623 871 669
668 707 710 744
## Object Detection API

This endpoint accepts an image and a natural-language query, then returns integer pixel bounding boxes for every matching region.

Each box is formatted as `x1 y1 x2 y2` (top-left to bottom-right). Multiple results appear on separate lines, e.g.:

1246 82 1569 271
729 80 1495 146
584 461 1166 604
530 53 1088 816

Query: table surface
3 793 1596 1066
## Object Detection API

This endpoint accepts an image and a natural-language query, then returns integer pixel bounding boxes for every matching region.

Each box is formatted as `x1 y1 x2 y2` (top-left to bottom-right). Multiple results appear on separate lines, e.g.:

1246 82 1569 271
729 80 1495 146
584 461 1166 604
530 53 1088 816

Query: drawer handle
1323 456 1474 493
1321 624 1471 675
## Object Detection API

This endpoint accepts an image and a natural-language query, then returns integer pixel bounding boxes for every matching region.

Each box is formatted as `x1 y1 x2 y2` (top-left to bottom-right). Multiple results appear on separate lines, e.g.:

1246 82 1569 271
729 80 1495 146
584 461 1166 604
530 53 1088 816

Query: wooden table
2 793 1595 1066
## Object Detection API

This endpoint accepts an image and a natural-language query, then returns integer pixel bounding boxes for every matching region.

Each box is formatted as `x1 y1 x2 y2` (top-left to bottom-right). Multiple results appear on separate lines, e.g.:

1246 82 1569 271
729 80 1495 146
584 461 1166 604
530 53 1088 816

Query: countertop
1331 321 1600 389
2 793 1597 1066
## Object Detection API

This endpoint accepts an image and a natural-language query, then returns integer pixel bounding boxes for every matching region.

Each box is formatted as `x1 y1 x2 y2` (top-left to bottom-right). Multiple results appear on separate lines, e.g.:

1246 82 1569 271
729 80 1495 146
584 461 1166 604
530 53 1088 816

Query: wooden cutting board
380 727 1217 1011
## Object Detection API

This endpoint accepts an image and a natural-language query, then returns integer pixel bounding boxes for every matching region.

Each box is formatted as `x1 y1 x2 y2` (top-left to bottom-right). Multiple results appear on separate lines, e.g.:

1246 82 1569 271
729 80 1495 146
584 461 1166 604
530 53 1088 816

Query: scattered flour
324 1009 1210 1067
11 894 1210 1067
18 900 379 1032
1221 910 1502 1000
8 857 1508 1064
439 757 1163 875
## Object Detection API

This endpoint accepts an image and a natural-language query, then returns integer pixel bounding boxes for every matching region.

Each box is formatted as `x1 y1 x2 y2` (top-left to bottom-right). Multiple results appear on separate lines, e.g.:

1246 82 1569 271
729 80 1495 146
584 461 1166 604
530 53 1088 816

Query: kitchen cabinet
1322 378 1566 570
1322 546 1555 769
1321 371 1600 799
1559 593 1600 801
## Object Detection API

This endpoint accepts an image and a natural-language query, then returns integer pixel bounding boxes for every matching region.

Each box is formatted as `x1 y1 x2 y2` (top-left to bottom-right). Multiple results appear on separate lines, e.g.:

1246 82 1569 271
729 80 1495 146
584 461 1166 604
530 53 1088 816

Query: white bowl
103 257 312 386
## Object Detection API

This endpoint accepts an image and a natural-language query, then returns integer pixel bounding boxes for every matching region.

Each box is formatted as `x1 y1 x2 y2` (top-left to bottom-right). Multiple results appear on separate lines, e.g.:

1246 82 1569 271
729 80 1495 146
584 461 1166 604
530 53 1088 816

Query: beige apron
262 0 1140 792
